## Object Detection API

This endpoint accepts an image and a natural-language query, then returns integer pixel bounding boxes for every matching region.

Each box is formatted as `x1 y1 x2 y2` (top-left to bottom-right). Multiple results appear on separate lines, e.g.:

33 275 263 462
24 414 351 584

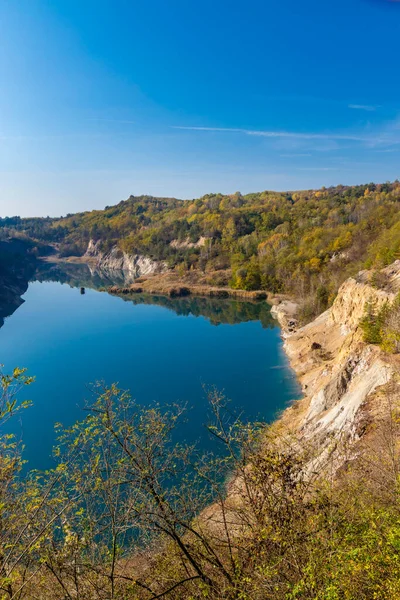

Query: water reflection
0 260 298 471
34 260 128 289
34 261 277 329
0 240 37 328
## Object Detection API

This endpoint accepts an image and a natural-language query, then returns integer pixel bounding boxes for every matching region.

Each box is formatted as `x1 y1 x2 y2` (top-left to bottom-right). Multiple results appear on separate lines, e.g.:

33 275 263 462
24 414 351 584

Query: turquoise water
0 275 300 470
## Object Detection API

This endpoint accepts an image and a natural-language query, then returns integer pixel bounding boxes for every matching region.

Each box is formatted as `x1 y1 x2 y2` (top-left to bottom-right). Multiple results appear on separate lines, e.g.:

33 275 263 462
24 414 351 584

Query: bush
360 300 385 345
2 374 400 599
360 296 400 352
370 269 391 290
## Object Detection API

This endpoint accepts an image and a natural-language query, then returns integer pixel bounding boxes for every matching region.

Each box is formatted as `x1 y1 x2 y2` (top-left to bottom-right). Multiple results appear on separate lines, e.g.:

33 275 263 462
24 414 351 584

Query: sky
1 0 400 216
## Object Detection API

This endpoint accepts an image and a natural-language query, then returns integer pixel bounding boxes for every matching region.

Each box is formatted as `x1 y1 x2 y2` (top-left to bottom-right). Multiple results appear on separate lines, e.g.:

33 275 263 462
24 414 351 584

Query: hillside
1 261 400 599
2 196 400 597
3 182 400 321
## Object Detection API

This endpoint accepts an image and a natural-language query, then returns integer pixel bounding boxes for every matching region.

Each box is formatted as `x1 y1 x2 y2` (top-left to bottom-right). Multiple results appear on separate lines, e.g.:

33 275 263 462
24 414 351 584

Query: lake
0 264 300 471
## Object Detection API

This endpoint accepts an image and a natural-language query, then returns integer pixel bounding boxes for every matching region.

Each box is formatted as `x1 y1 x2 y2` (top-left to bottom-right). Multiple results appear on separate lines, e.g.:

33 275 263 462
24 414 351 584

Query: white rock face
304 348 391 435
85 239 167 279
270 300 299 332
329 276 395 330
170 236 207 249
274 261 400 457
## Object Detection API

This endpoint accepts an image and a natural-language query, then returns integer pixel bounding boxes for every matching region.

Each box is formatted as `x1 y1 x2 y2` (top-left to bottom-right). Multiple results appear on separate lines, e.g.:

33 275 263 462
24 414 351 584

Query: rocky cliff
85 239 167 281
272 261 400 458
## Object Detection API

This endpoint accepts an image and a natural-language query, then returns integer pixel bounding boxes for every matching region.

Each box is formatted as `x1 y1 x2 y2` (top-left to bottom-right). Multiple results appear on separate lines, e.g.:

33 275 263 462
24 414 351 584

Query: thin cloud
280 153 312 157
297 167 340 171
348 104 378 111
374 147 400 153
172 125 368 142
89 118 136 124
172 123 400 149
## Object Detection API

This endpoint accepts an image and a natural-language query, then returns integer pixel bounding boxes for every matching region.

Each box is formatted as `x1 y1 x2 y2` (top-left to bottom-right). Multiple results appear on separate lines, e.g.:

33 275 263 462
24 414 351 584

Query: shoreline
44 253 400 457
42 255 288 303
107 280 270 301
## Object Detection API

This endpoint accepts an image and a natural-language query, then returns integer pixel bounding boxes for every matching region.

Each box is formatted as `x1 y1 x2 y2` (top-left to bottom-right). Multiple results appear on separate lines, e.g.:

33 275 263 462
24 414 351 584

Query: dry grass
108 270 268 300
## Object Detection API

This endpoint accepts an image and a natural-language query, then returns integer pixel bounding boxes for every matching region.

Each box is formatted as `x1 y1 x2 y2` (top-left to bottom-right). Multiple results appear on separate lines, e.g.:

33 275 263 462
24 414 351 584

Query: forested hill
2 182 400 319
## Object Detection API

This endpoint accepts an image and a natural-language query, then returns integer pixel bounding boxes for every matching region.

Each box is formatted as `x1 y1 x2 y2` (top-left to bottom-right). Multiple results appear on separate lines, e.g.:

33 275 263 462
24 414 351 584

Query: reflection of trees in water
120 294 276 328
34 261 127 289
35 262 276 328
0 292 25 330
0 240 39 329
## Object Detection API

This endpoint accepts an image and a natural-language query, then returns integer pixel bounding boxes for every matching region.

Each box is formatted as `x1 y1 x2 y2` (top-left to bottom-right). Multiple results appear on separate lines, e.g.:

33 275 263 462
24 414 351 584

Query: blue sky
1 0 400 216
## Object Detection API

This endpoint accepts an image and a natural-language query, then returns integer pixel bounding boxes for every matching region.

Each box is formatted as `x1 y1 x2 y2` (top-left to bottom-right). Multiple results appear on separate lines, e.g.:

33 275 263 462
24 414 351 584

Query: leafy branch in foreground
0 375 400 598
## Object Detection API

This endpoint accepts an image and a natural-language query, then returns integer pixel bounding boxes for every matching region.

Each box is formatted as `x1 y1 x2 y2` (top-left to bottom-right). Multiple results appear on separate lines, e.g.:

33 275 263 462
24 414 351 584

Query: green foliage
360 300 386 345
360 296 400 352
1 374 400 598
316 284 329 308
0 365 33 421
4 182 400 313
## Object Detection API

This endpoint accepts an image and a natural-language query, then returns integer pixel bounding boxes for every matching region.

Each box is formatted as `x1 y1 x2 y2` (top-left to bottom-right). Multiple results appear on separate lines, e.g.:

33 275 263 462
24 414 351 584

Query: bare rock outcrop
85 239 167 280
170 236 207 250
275 262 400 453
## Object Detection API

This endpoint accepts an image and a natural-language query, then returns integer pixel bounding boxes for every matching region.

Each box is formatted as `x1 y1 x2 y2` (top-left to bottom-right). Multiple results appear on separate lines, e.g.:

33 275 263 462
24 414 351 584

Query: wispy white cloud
374 147 400 153
172 122 400 150
297 167 340 171
171 125 368 142
348 104 378 111
280 153 312 157
89 118 136 124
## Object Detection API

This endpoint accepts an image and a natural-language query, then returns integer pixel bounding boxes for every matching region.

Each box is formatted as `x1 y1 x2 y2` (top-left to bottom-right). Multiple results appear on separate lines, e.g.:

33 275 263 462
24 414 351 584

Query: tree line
3 182 400 321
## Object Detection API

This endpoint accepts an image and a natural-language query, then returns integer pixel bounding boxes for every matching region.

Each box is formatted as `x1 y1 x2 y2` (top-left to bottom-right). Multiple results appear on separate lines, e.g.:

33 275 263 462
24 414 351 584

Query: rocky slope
272 261 400 457
85 239 167 281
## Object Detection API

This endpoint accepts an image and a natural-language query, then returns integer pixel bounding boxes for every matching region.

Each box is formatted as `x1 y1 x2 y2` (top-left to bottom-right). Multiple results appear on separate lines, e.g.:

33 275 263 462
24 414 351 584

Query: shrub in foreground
0 373 399 598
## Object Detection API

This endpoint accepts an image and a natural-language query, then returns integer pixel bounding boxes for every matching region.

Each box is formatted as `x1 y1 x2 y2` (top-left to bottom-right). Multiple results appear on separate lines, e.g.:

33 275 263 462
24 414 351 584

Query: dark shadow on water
0 239 40 329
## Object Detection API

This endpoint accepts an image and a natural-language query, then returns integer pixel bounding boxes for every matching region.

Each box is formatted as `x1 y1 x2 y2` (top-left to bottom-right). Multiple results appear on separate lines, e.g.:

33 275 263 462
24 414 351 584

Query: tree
1 371 400 598
359 299 385 345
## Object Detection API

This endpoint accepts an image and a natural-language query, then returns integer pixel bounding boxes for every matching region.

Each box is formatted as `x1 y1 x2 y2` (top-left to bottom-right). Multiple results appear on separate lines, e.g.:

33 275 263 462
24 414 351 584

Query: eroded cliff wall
272 261 400 454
